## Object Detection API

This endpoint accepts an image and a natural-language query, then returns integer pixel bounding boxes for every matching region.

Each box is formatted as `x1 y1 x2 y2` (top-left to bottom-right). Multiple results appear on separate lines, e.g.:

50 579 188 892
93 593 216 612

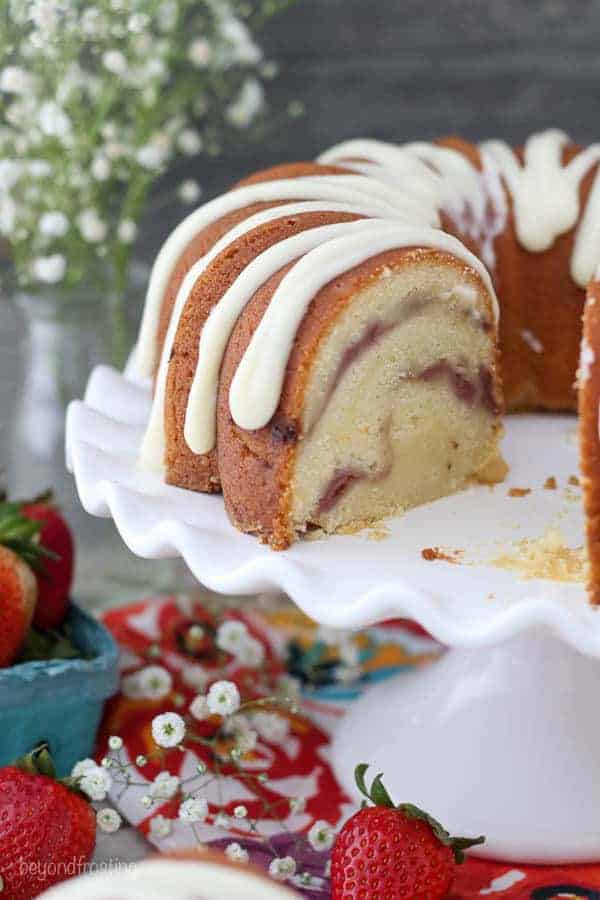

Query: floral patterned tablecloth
97 593 600 899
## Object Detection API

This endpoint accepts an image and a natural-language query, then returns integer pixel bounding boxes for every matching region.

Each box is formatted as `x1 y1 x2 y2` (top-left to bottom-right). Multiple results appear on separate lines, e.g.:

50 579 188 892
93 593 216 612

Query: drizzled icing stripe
183 219 497 453
480 129 600 284
132 174 438 378
322 130 600 287
318 138 487 230
140 200 400 470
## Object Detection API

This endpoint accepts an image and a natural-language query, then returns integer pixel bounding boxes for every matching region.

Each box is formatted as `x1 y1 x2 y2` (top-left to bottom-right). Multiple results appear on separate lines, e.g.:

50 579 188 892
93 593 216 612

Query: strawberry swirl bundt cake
129 129 600 601
38 852 299 899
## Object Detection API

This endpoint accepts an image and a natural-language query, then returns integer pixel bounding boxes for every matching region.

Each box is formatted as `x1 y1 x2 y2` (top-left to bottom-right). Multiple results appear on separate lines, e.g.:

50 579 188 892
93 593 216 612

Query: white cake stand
66 365 600 864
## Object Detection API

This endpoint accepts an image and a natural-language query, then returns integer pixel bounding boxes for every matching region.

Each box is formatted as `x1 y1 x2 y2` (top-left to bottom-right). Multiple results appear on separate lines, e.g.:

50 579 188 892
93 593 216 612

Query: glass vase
2 265 193 611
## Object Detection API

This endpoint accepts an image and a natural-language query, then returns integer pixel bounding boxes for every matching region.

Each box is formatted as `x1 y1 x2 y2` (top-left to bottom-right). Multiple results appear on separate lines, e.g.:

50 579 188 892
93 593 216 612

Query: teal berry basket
0 604 120 776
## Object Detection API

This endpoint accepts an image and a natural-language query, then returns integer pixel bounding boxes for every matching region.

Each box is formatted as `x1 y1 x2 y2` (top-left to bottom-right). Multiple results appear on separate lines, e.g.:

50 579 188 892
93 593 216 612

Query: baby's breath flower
30 0 63 31
138 664 173 700
307 820 335 852
207 680 240 717
235 635 265 668
269 856 297 881
216 619 248 654
79 765 112 802
179 797 208 822
188 38 211 67
149 771 180 800
71 758 97 779
77 209 107 244
226 78 264 129
108 735 123 751
152 711 186 748
39 211 68 238
214 811 230 829
128 13 149 33
38 101 71 139
0 66 35 94
233 805 247 819
118 220 137 243
30 253 66 284
149 814 172 839
220 17 262 66
0 197 17 237
189 694 211 721
141 795 153 808
137 142 166 171
102 49 128 77
91 155 111 181
136 754 148 767
96 808 122 834
177 128 203 156
225 842 249 863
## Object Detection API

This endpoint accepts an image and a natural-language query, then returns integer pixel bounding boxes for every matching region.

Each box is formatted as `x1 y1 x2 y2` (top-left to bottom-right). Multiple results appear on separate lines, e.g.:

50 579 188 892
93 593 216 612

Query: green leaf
399 803 485 863
14 743 56 780
15 626 82 663
354 763 371 801
369 772 395 808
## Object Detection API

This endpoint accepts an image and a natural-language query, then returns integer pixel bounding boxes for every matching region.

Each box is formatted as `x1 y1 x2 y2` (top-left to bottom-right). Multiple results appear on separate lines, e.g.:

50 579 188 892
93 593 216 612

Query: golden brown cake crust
579 279 600 605
164 210 362 491
437 139 597 413
216 247 500 549
490 144 596 412
154 163 348 375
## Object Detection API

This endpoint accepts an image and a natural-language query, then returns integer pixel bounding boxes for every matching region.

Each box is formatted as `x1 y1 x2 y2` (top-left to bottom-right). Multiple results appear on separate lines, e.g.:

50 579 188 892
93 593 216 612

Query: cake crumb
472 450 509 485
544 476 557 490
368 524 390 542
508 487 531 497
490 527 584 583
421 546 463 563
569 475 580 487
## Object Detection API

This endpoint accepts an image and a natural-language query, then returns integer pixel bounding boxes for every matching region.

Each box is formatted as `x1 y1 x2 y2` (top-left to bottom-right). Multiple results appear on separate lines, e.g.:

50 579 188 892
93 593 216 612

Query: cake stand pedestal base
332 626 600 864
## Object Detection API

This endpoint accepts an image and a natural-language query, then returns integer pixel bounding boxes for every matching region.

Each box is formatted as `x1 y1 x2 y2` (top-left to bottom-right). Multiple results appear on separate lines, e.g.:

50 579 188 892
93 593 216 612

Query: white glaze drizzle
182 219 497 450
136 128 600 474
132 174 436 378
318 137 486 229
141 198 402 470
481 129 600 283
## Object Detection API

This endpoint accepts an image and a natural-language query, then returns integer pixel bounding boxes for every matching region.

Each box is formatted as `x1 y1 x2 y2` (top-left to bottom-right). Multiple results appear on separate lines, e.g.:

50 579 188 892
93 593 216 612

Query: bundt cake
130 129 600 595
38 852 299 898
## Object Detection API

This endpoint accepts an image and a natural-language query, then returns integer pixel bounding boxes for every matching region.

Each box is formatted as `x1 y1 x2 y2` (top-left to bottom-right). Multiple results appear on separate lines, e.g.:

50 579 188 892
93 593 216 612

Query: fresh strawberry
0 745 96 900
331 764 484 900
21 496 74 630
0 501 43 667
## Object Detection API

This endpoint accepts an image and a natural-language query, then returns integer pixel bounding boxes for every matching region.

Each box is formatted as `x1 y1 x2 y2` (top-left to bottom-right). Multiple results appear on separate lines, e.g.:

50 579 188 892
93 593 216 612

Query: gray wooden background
144 0 600 258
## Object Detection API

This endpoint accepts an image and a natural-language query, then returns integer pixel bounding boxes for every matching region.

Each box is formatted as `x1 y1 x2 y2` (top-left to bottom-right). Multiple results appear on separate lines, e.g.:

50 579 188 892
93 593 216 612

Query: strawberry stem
354 764 485 863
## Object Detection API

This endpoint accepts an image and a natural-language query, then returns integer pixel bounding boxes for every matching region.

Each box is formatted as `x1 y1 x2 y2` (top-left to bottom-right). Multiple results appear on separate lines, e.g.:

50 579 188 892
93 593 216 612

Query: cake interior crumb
421 546 463 563
508 487 531 497
490 527 584 583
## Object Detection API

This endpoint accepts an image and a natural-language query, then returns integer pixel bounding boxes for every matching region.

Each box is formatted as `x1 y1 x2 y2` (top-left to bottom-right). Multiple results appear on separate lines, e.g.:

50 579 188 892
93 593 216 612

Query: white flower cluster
0 0 278 290
216 619 265 667
71 758 112 801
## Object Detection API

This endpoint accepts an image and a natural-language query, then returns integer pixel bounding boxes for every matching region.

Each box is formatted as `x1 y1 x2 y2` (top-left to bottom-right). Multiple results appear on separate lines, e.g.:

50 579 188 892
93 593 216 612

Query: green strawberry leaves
0 501 58 570
354 763 485 863
14 743 57 780
15 625 82 663
13 742 90 800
